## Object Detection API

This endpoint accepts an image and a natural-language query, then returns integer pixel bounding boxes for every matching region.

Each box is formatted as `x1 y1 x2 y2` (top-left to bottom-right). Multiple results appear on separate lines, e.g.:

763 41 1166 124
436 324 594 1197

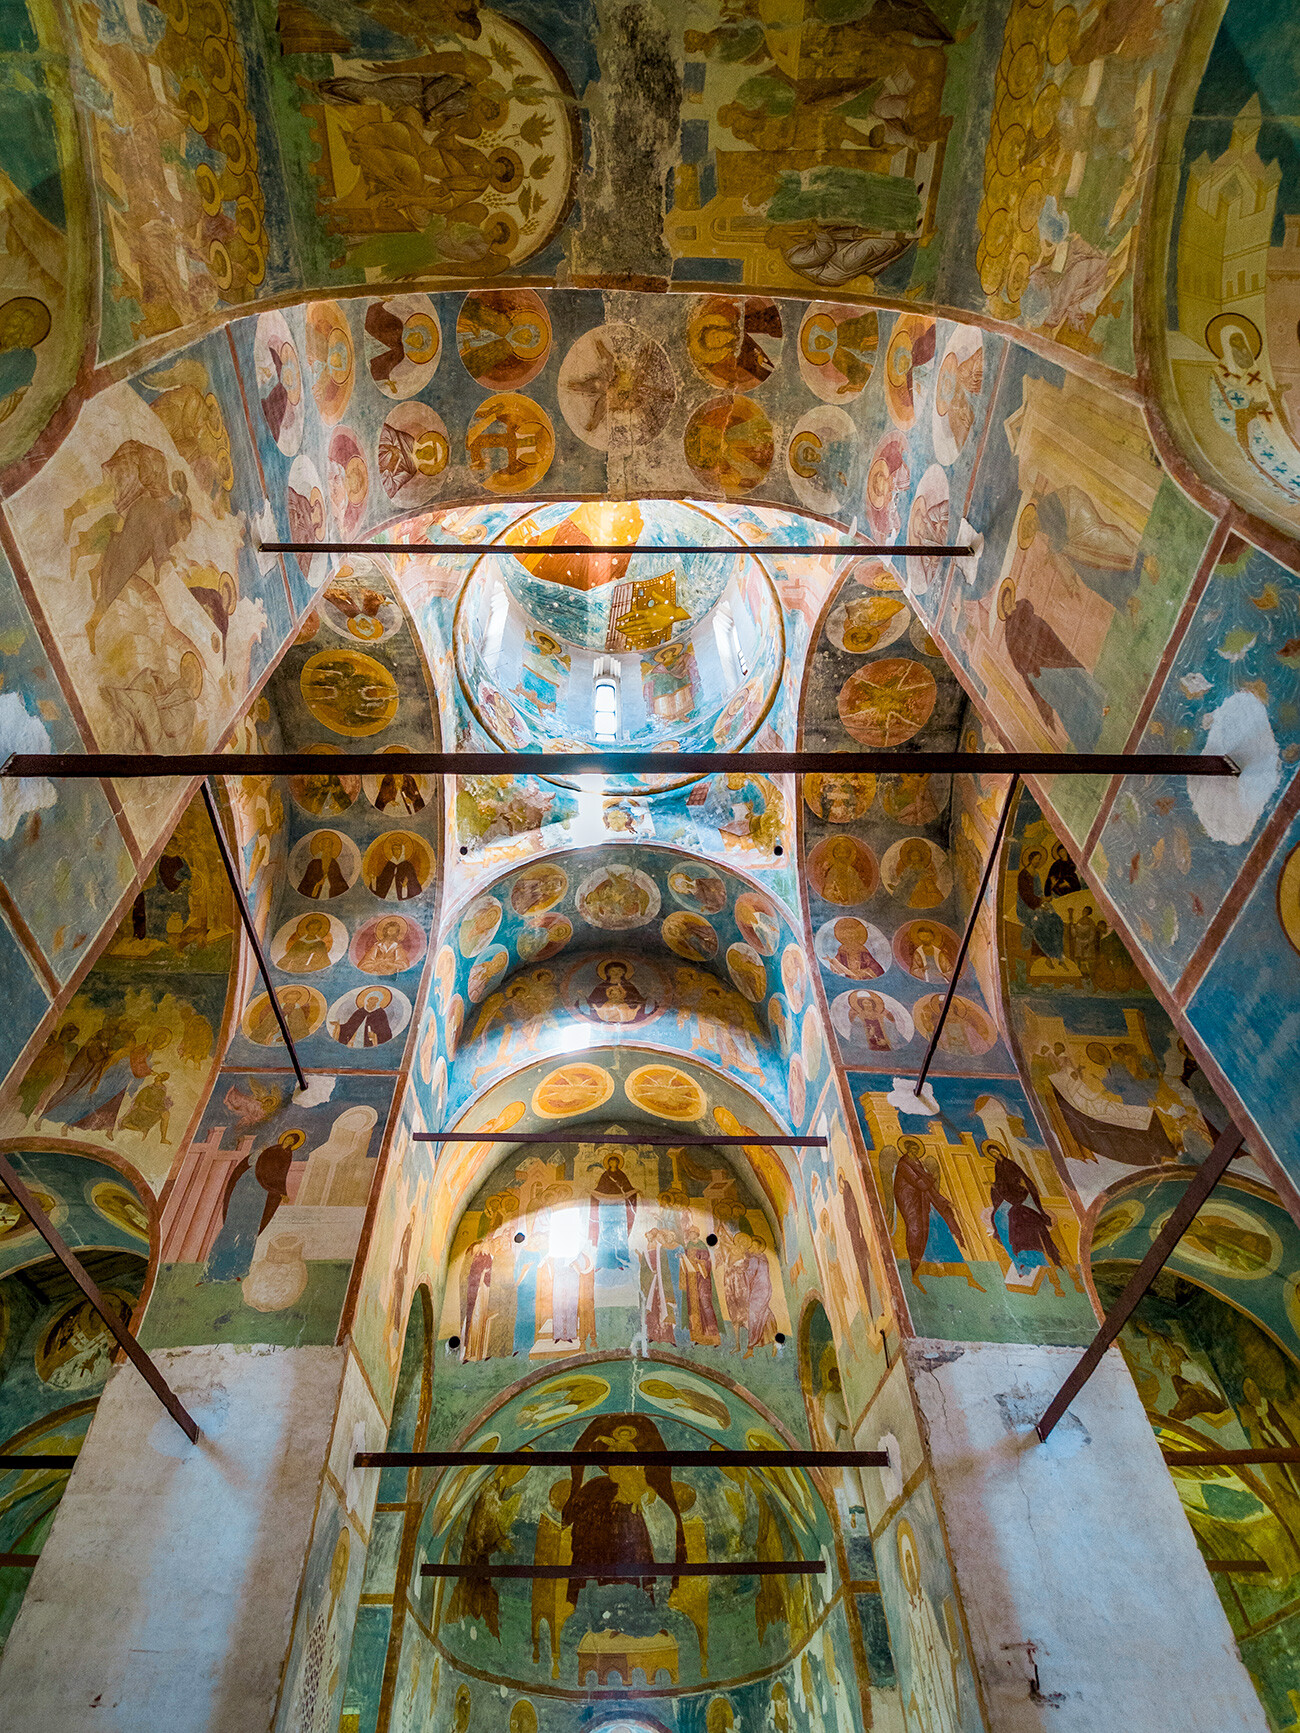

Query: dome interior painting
0 3 1299 1732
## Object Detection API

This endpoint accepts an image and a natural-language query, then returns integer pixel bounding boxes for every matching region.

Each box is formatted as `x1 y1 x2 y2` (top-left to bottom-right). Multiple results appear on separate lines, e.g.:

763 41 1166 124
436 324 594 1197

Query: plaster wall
0 1340 345 1732
906 1338 1268 1733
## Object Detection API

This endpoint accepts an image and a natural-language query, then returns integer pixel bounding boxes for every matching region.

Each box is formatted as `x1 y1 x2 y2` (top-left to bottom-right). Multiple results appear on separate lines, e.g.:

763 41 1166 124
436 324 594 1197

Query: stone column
0 1341 344 1733
905 1339 1270 1733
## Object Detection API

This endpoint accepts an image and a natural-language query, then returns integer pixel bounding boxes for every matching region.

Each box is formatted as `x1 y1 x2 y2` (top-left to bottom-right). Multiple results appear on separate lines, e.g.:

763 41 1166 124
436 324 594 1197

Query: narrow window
593 656 619 742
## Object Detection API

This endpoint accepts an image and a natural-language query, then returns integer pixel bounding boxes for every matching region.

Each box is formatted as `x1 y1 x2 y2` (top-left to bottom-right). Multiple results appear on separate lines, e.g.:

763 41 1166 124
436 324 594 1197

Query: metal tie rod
0 1455 78 1470
1161 1448 1300 1467
415 1132 825 1147
0 751 1240 780
422 1561 823 1579
356 1449 889 1468
262 542 973 558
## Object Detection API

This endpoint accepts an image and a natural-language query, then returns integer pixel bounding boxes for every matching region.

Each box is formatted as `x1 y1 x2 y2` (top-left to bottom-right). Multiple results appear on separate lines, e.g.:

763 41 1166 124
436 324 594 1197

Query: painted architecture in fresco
0 4 1300 1733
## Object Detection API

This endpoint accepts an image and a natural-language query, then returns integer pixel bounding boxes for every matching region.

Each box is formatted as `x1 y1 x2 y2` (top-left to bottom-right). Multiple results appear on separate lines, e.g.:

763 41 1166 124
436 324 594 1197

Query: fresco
800 565 1012 1079
433 845 826 1130
139 1066 397 1351
1187 793 1300 1174
412 1359 851 1704
853 1074 1094 1346
74 0 292 363
949 348 1214 843
1092 535 1300 988
1092 1194 1300 1730
1155 0 1300 538
873 1478 983 1733
0 0 90 466
5 338 293 854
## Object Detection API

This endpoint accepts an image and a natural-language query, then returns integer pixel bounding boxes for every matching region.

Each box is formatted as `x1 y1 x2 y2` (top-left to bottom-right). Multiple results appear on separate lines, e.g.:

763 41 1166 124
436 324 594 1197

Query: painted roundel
666 865 727 914
327 428 369 537
350 913 427 976
625 1063 708 1122
363 749 434 816
661 910 718 961
253 311 304 454
797 302 879 402
726 942 768 1004
734 891 782 957
837 658 937 748
532 1062 615 1119
807 834 879 906
509 862 568 918
286 455 329 555
932 325 984 464
1279 840 1300 956
557 322 677 453
683 396 774 495
883 313 937 429
863 432 911 543
564 954 667 1027
300 649 399 737
242 986 327 1046
831 988 915 1052
466 393 556 493
686 295 783 391
881 838 952 909
270 911 348 974
327 984 413 1049
288 745 359 816
825 594 910 655
517 913 573 962
457 289 553 388
305 300 354 425
377 402 449 505
786 406 856 515
289 829 360 900
803 772 876 824
364 293 440 399
459 896 503 958
362 831 435 902
913 994 996 1057
814 916 892 980
577 864 660 929
906 464 951 596
781 944 809 1013
319 572 402 644
893 919 961 984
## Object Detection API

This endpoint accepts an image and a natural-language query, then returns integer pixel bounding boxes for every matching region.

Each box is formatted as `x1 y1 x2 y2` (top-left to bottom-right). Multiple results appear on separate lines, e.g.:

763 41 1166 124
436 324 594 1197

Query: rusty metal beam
421 1561 823 1579
414 1133 824 1147
201 779 306 1093
1036 1122 1245 1441
263 542 972 558
0 1455 77 1470
0 751 1239 782
1162 1448 1300 1467
0 1155 199 1443
357 1449 888 1469
0 1554 39 1568
914 772 1020 1096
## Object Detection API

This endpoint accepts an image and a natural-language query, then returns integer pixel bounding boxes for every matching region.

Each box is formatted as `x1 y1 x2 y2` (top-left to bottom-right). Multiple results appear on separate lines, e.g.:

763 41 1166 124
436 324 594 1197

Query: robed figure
560 1414 686 1603
589 1153 638 1271
205 1128 306 1282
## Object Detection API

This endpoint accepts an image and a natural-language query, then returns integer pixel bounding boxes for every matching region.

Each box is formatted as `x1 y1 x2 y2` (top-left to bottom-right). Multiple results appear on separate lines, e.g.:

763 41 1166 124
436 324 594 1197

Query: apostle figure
205 1127 306 1282
333 987 394 1048
297 831 350 900
280 913 335 973
984 1141 1065 1294
589 1152 638 1271
884 1136 983 1294
371 836 424 901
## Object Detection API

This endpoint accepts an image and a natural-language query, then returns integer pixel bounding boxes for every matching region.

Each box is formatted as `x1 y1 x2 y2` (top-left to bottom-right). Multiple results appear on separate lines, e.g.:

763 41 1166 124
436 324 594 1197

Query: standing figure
589 1152 639 1271
984 1142 1065 1295
883 1137 983 1294
205 1128 306 1282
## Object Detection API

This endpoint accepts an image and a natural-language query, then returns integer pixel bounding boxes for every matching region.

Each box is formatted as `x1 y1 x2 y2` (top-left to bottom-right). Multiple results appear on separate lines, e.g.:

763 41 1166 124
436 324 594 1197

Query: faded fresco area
1155 0 1300 539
